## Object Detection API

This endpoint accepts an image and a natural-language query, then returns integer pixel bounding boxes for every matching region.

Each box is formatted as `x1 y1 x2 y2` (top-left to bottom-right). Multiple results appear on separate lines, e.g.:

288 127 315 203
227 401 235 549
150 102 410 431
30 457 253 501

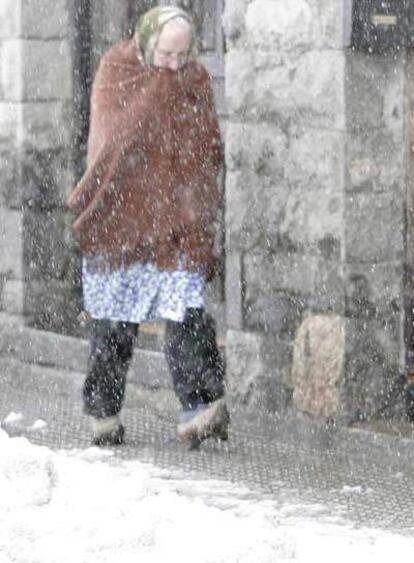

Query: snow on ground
1 428 414 563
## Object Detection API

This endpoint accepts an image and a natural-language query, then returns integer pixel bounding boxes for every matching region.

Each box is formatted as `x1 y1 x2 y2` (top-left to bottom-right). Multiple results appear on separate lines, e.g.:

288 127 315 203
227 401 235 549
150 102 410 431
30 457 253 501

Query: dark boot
164 308 229 445
164 308 225 408
83 320 138 444
177 398 230 447
91 416 125 446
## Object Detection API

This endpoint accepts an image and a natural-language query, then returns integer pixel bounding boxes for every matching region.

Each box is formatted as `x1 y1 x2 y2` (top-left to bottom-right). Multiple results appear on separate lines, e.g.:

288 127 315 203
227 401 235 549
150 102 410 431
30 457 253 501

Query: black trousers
83 308 225 418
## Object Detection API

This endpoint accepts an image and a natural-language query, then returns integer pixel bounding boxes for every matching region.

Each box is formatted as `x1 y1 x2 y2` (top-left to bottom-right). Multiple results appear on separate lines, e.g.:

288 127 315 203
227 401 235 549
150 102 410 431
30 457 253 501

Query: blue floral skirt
82 256 206 324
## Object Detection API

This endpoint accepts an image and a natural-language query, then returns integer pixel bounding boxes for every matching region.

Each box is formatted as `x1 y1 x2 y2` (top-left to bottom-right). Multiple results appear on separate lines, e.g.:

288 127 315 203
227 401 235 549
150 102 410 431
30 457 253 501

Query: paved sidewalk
1 355 414 535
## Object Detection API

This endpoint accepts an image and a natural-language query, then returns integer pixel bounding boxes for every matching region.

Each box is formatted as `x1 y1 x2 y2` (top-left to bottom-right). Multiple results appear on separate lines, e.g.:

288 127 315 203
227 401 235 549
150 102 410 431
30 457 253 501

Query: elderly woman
67 7 228 448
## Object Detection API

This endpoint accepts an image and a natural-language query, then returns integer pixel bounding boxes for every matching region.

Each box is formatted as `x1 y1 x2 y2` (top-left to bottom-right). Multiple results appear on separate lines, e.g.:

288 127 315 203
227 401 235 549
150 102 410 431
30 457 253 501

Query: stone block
244 292 307 338
345 192 404 263
347 126 404 195
344 317 404 421
246 0 313 52
2 279 24 314
250 49 284 71
0 0 20 39
25 279 82 335
316 235 342 261
21 101 72 150
250 64 292 118
277 186 343 250
222 0 247 44
0 207 23 277
22 40 72 101
0 146 21 208
227 173 344 258
225 50 254 114
23 209 73 281
0 40 22 100
292 314 345 418
21 0 69 39
22 148 74 209
225 169 266 250
246 0 349 51
243 247 345 332
310 258 345 314
285 129 345 192
346 52 404 133
345 262 403 320
226 329 292 412
2 40 72 101
245 50 345 128
225 122 287 177
244 251 317 297
0 102 19 140
291 50 345 130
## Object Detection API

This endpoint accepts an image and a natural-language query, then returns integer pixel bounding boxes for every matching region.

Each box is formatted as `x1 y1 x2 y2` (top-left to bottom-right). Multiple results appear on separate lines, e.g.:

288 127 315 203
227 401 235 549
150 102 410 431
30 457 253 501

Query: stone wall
344 52 407 420
0 0 80 333
223 0 408 421
223 0 349 413
0 1 24 316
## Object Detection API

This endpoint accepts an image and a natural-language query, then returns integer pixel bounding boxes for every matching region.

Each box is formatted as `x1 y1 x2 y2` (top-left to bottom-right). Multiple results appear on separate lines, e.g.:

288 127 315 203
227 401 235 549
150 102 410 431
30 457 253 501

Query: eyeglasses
154 48 189 66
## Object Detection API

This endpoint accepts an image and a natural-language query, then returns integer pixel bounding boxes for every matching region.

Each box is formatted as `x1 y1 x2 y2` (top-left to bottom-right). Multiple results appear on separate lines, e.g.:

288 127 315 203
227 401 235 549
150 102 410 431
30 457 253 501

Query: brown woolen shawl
67 39 223 276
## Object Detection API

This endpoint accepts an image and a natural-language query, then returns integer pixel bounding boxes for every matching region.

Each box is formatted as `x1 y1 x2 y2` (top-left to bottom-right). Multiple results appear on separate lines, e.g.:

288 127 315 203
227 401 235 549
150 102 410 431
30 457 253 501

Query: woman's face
153 21 192 71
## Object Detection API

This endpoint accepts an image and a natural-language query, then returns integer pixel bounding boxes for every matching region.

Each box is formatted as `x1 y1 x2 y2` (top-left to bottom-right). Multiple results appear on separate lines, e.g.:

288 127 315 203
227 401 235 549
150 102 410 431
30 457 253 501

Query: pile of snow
0 428 413 562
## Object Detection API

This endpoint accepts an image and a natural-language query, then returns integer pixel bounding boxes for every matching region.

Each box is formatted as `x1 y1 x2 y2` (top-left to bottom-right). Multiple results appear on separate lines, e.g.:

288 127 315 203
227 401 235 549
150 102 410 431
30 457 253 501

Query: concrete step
0 313 171 389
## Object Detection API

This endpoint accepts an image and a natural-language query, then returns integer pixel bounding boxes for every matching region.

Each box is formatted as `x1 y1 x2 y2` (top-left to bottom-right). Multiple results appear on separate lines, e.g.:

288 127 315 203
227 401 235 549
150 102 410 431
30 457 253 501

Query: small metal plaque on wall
352 0 412 53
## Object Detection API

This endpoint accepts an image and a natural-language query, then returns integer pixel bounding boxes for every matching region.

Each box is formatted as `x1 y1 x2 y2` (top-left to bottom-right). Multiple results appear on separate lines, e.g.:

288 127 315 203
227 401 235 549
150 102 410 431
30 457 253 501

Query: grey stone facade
0 0 412 422
223 0 408 422
223 0 349 414
0 0 79 333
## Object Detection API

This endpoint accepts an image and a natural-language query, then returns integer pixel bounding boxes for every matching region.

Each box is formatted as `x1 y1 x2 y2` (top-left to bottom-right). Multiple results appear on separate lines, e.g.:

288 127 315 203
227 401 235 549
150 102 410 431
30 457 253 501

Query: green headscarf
135 6 194 63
